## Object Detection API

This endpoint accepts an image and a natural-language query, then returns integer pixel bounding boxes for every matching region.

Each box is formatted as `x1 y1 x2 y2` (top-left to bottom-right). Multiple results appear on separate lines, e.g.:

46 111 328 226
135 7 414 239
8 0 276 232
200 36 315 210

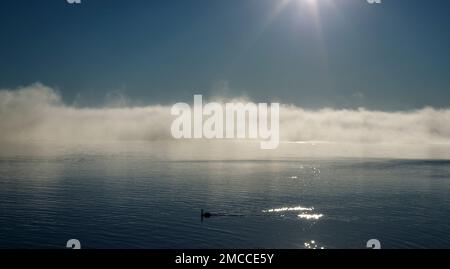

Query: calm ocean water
1 142 450 249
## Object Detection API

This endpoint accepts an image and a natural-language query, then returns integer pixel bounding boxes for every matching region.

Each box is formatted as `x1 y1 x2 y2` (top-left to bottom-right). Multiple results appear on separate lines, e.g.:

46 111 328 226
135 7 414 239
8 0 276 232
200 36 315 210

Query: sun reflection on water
263 206 324 222
298 213 324 220
262 206 314 213
304 240 325 249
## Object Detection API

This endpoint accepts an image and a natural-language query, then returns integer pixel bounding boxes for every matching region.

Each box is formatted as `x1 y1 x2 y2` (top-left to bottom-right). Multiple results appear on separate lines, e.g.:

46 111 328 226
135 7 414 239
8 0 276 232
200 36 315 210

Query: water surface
1 142 449 249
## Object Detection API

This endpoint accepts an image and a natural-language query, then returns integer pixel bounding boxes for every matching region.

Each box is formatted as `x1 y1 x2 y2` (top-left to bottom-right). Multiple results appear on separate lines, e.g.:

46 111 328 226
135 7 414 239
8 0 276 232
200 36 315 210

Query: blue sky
1 0 449 109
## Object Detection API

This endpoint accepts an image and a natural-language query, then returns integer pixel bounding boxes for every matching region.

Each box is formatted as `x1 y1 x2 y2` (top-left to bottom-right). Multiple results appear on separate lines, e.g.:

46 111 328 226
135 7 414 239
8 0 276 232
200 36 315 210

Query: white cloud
281 105 450 144
0 83 172 142
2 84 450 159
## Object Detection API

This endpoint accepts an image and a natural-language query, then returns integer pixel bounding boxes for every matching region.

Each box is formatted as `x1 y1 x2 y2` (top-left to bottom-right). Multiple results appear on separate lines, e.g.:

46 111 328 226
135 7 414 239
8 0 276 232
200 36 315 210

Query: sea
1 141 450 249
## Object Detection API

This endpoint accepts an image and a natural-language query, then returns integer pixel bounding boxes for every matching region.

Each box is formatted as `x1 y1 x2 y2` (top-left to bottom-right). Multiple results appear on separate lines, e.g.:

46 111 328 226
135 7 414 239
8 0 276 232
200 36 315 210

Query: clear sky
1 0 449 110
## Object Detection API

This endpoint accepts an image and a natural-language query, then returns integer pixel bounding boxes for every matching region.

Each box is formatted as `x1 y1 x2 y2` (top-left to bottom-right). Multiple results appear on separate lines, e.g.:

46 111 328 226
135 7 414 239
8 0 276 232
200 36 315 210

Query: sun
305 0 318 4
252 0 335 49
304 0 320 18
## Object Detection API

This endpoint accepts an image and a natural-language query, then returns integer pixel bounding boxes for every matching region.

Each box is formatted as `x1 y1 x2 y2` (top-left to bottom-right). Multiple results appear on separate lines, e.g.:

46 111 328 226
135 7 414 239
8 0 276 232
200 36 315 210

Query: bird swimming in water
201 209 245 221
201 209 214 221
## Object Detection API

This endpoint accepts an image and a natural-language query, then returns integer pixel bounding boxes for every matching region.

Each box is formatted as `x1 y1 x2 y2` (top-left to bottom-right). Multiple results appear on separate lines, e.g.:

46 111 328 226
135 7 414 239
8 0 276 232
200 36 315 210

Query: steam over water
3 84 450 152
